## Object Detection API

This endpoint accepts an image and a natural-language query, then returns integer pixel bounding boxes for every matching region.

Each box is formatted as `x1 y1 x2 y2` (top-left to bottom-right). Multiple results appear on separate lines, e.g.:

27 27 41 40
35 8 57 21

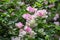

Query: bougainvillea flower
22 13 33 20
15 22 24 28
26 6 37 12
24 26 32 33
35 9 47 17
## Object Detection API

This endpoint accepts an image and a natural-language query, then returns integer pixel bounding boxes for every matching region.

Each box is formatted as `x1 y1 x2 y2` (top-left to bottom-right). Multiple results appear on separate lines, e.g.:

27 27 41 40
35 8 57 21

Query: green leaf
35 2 42 7
55 26 60 30
45 35 50 40
49 0 57 3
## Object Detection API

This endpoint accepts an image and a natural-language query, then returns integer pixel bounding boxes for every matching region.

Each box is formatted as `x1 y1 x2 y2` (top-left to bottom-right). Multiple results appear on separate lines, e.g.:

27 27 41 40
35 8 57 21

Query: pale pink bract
15 22 24 28
22 13 33 20
26 6 37 12
35 9 47 17
24 26 32 33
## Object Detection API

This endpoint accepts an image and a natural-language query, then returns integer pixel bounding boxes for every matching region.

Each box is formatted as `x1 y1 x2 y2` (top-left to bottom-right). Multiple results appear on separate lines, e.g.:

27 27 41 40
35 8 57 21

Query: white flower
19 29 26 37
54 22 59 26
11 37 20 40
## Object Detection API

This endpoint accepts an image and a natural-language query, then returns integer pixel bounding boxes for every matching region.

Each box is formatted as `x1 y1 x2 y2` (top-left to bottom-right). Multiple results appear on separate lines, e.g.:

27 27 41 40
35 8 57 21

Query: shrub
0 0 60 40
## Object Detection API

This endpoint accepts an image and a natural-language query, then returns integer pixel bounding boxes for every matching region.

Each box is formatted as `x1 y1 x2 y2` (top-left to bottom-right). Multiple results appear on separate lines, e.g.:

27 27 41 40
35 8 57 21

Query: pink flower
26 6 37 12
15 22 24 28
22 13 33 20
35 9 47 17
24 26 32 33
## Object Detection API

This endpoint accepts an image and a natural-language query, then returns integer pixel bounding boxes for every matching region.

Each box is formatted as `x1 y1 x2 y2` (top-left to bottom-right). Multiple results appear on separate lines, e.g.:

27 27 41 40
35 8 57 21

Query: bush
0 0 60 40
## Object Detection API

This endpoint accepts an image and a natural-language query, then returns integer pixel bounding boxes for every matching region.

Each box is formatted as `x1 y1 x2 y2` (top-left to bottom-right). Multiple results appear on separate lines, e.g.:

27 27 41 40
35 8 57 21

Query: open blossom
15 22 24 28
24 26 32 33
22 13 33 20
26 6 37 12
35 9 47 17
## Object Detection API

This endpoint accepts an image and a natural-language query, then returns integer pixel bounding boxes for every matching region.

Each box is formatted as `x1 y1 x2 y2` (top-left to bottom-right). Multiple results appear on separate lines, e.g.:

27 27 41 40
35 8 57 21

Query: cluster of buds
15 6 47 38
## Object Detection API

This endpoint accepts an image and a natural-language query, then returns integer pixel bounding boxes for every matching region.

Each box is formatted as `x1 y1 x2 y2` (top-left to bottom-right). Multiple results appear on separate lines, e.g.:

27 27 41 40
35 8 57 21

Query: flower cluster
15 6 47 37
